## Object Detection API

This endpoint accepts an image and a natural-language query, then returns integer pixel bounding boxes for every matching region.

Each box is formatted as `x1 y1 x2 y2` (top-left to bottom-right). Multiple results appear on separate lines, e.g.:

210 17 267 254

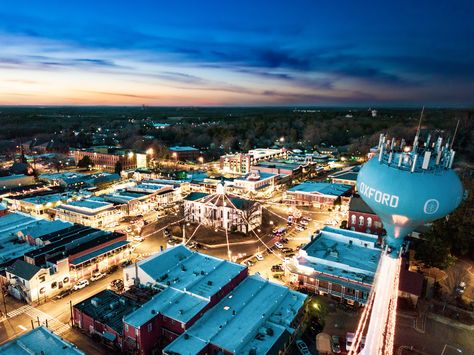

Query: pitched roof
7 259 41 280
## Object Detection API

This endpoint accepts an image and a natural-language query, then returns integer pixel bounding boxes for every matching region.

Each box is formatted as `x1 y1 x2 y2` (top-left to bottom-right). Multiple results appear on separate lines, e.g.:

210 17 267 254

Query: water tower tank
357 133 463 250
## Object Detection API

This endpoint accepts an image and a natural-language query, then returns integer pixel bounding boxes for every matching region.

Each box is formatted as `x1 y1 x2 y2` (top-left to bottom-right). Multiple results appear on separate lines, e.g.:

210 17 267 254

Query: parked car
295 225 305 232
133 235 144 242
346 332 365 351
300 220 309 225
54 289 72 300
121 260 132 268
281 247 293 253
107 265 119 274
73 279 90 290
296 340 311 355
302 216 312 221
274 242 284 249
332 335 341 353
110 279 124 291
271 264 283 272
91 272 106 282
255 254 264 261
280 237 289 244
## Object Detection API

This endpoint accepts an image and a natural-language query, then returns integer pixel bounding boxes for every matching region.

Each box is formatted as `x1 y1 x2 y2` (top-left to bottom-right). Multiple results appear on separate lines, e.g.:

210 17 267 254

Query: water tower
357 131 463 252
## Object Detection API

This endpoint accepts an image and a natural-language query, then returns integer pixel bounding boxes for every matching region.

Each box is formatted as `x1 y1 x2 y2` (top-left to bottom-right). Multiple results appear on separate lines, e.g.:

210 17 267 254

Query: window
124 324 129 332
38 275 46 283
350 214 356 225
367 217 373 228
51 282 57 289
358 216 364 226
147 323 153 332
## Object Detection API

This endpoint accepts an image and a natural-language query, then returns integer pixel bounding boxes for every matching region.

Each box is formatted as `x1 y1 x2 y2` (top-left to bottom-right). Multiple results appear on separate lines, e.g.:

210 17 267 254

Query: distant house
169 146 200 161
285 182 352 209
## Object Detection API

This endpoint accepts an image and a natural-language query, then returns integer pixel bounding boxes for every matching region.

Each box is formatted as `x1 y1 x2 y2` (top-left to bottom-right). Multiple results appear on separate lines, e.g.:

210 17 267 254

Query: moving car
73 279 90 290
331 335 341 353
296 340 311 355
91 272 106 281
255 254 264 261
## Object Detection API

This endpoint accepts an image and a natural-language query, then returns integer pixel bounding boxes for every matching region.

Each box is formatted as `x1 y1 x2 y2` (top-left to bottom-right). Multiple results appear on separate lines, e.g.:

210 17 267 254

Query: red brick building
348 195 384 235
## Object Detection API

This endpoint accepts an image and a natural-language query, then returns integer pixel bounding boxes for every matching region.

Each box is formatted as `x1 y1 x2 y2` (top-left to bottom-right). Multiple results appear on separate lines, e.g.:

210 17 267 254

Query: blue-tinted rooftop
288 182 352 196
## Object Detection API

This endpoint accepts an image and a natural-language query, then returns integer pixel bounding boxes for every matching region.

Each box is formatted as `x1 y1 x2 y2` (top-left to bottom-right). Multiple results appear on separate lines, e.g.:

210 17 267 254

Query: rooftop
169 146 199 152
74 290 138 334
0 326 83 355
17 220 73 239
126 246 246 327
288 182 352 196
164 275 306 354
296 227 382 285
58 199 114 211
6 259 41 280
349 195 376 214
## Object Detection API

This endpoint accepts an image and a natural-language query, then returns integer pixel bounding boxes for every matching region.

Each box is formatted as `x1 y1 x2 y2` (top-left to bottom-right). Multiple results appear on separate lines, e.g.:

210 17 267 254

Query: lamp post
441 345 462 355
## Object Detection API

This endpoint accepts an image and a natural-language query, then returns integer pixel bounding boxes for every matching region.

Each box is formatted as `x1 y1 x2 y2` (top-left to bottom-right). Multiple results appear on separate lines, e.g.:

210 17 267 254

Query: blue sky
0 0 473 105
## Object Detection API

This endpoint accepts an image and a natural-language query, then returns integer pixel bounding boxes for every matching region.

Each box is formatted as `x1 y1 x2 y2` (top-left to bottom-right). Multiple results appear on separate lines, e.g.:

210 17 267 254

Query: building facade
285 182 352 209
183 190 262 234
348 195 384 235
287 227 382 306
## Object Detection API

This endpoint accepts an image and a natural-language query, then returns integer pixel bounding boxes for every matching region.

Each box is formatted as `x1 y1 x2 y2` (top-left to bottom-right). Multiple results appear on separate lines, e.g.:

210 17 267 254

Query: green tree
77 156 94 170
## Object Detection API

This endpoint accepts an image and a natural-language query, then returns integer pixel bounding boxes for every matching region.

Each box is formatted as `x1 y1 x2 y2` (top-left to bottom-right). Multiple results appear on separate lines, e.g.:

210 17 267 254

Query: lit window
358 216 364 226
367 217 372 228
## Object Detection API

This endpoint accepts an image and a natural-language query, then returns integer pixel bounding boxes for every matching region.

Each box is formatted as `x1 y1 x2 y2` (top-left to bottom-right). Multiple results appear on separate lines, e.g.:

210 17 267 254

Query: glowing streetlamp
146 148 154 155
198 156 204 164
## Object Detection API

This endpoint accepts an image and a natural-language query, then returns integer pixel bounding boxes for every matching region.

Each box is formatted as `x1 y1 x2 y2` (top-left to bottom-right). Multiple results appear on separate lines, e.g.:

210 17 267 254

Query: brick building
71 147 146 171
287 227 382 306
285 182 352 209
348 195 384 235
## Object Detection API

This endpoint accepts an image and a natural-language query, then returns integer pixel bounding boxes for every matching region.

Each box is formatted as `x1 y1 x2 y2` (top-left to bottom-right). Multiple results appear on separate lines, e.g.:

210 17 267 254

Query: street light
441 345 462 355
198 156 204 164
146 148 154 155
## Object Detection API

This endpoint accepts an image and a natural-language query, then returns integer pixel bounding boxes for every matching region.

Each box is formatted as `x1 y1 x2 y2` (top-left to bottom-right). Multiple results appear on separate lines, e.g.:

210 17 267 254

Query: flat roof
169 146 199 152
331 171 358 181
18 220 73 239
74 290 138 333
297 227 381 284
165 275 306 354
184 192 209 201
126 246 246 327
288 182 352 196
0 326 84 355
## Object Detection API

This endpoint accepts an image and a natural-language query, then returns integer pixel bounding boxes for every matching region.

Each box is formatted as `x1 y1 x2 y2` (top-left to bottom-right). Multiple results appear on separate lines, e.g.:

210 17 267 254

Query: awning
70 240 129 266
102 331 116 342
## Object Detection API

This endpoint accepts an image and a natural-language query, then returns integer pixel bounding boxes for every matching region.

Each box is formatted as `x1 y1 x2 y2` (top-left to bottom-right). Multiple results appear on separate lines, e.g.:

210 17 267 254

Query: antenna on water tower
413 106 424 151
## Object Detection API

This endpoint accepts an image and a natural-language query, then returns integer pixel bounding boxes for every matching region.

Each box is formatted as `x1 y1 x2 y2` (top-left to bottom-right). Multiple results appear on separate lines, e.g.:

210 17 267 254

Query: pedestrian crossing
24 306 70 335
5 304 70 335
6 305 31 318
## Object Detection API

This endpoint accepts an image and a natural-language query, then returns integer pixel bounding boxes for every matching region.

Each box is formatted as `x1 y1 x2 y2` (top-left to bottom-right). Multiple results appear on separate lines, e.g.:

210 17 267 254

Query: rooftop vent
91 297 101 307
